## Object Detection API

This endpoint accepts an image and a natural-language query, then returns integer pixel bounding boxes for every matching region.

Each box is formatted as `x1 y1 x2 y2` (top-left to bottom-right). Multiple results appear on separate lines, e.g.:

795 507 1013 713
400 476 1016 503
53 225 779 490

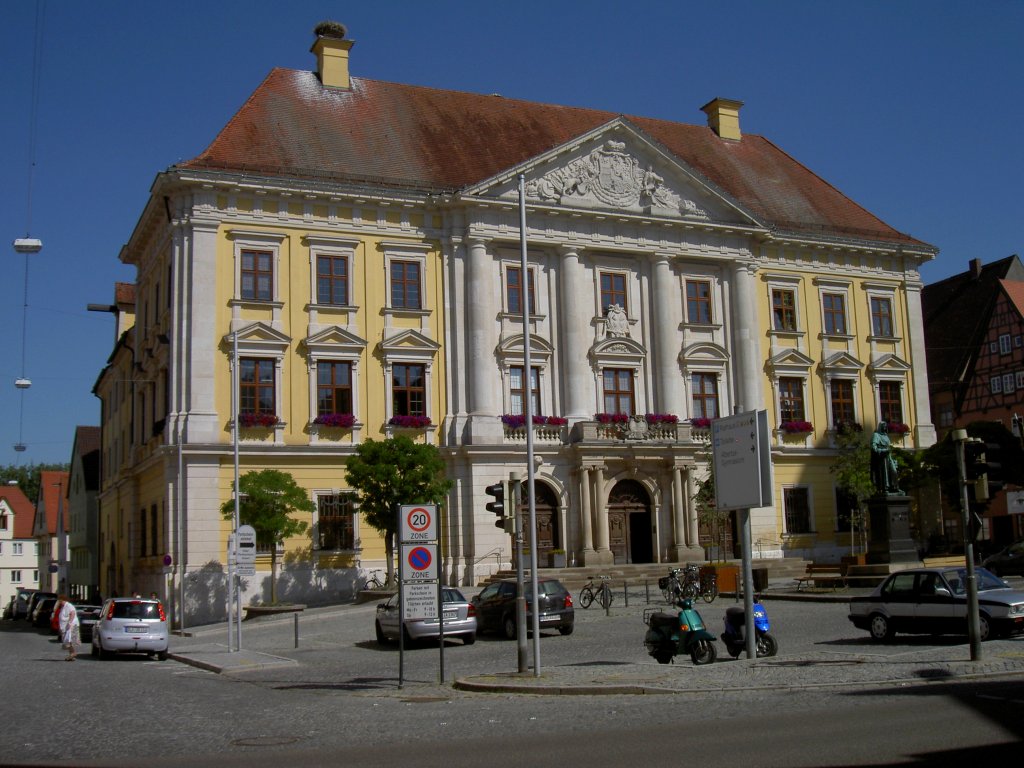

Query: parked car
31 597 57 629
849 566 1024 642
23 591 55 622
9 588 37 619
91 597 169 660
983 540 1024 578
75 605 102 643
375 587 477 645
2 596 15 619
471 578 574 639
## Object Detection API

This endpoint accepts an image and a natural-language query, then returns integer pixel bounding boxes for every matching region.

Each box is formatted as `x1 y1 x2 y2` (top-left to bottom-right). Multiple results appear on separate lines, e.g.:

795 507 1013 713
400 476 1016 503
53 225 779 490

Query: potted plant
388 414 431 429
780 420 814 434
238 412 278 428
313 412 356 428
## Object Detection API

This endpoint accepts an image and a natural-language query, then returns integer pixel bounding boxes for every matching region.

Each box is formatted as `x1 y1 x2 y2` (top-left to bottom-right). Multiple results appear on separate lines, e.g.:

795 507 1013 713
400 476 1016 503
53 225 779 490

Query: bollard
294 612 299 648
623 580 629 608
645 579 650 604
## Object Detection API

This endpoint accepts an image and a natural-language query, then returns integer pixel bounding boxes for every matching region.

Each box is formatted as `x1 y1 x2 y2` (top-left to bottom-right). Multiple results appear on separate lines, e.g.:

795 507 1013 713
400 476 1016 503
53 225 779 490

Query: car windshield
940 567 1008 595
110 601 161 619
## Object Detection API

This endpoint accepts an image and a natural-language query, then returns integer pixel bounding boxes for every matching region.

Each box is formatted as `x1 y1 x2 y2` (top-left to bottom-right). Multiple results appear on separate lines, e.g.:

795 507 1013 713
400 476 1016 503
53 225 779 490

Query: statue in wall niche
605 304 629 337
870 421 903 496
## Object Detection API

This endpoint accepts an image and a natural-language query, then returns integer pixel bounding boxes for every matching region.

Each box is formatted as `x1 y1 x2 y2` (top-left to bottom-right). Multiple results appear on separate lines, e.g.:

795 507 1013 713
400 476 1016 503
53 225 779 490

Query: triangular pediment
222 322 291 350
868 353 912 374
377 329 441 360
767 347 814 375
304 326 367 358
820 351 864 373
464 118 759 225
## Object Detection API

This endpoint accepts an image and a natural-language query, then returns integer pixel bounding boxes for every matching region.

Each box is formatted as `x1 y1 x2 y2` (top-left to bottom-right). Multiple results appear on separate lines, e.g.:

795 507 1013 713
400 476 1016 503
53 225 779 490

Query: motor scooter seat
648 612 678 630
725 606 745 623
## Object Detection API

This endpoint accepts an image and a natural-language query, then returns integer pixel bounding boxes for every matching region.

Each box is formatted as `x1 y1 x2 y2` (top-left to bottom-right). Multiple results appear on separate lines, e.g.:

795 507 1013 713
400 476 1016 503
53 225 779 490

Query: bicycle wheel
598 584 613 610
364 577 381 590
682 581 697 600
701 578 718 603
579 586 594 609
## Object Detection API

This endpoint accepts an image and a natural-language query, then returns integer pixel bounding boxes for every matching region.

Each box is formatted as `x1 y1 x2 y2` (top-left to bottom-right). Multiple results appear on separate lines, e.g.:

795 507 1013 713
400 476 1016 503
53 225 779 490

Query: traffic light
964 439 989 501
983 442 1003 496
486 481 508 530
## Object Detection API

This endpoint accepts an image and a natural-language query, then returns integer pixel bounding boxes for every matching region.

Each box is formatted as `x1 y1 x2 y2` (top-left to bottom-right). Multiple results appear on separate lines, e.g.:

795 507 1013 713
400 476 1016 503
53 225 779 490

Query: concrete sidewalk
166 582 1024 694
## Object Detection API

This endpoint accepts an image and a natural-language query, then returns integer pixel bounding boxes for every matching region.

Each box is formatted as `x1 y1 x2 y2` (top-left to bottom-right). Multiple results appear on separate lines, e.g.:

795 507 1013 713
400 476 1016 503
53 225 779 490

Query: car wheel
91 640 99 658
558 623 574 636
156 650 168 661
502 614 516 640
375 620 389 645
462 632 476 646
869 613 894 642
979 613 992 641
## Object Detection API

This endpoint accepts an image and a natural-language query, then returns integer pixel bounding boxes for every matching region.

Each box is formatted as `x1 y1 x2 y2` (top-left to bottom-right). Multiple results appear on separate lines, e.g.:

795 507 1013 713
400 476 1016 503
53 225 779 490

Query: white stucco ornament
526 140 708 218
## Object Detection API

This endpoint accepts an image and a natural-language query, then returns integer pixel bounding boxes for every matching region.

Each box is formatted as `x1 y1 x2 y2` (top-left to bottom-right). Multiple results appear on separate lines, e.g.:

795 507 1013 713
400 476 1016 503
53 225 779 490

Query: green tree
693 438 729 561
829 427 874 556
220 469 314 604
0 463 70 504
344 436 452 583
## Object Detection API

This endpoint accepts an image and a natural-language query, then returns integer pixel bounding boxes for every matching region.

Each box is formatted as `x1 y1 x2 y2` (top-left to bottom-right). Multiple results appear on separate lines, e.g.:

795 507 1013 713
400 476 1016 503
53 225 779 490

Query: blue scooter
721 599 778 658
643 598 717 665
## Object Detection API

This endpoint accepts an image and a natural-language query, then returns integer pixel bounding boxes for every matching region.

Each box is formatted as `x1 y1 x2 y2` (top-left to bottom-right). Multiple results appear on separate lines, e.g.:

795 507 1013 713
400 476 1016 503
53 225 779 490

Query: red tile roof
1000 279 1024 319
115 282 135 306
181 70 929 249
0 485 35 539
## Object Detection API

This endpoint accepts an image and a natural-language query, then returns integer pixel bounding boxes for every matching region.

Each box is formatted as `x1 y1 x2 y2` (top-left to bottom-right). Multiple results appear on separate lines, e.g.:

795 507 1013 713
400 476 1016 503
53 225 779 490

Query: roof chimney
700 97 744 141
969 258 983 279
311 21 354 89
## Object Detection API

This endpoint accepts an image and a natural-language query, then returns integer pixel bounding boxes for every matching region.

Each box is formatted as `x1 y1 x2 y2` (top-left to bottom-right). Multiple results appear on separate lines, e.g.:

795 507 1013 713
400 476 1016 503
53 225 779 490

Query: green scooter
643 598 717 665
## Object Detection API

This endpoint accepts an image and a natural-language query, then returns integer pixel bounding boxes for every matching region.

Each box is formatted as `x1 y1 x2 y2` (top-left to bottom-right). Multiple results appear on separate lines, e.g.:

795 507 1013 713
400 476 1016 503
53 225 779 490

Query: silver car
91 598 169 660
849 566 1024 641
375 587 477 645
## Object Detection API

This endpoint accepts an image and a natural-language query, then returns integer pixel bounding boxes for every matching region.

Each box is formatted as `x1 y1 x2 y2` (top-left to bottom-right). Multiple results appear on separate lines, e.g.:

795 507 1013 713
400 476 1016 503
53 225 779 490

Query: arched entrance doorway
607 479 653 564
520 481 560 565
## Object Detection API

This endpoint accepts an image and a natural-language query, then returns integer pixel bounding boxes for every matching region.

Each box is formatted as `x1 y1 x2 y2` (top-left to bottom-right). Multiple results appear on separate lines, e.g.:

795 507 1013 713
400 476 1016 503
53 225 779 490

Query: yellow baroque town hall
94 26 936 623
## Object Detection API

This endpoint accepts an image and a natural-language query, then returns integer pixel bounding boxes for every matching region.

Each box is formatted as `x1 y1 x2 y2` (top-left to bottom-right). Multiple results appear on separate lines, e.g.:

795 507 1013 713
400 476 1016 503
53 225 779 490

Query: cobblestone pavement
168 580 1024 696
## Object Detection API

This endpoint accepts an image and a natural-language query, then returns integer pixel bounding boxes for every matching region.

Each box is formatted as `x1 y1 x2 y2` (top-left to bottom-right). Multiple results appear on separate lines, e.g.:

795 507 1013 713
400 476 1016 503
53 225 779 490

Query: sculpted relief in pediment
525 141 708 219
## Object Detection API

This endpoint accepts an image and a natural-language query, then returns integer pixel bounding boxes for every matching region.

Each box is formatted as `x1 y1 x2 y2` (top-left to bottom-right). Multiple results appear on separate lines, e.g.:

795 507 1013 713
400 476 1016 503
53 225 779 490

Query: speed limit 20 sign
400 504 437 542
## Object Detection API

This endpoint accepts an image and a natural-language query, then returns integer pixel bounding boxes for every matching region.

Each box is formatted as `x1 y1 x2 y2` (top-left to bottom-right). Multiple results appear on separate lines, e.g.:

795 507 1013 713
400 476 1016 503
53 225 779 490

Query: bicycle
659 568 683 604
363 569 394 590
579 575 613 609
699 570 718 603
680 563 701 600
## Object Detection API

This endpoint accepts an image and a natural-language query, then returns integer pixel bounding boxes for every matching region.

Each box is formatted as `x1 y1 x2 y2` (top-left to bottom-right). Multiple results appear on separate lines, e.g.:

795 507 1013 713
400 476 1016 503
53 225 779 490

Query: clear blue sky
2 0 1022 466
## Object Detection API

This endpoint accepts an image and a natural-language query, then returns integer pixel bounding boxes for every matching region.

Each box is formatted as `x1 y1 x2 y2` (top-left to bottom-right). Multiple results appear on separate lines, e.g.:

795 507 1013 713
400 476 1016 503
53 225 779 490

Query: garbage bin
752 567 769 592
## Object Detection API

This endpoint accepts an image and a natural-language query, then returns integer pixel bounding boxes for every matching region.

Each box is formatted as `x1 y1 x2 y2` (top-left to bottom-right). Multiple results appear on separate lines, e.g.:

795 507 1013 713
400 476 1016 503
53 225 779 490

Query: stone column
579 466 595 559
652 253 683 416
672 465 686 552
183 217 221 444
465 238 502 443
685 467 700 552
592 465 613 564
903 282 937 447
559 245 591 420
731 261 763 412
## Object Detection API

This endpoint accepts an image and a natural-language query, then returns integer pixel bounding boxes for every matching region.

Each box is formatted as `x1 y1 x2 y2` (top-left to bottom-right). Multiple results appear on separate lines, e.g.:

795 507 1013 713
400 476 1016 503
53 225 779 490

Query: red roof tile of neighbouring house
1000 279 1024 319
180 70 931 250
0 485 36 539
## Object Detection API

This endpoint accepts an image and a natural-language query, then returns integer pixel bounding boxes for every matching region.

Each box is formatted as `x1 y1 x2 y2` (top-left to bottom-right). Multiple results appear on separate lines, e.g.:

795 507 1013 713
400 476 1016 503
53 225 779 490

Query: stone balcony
501 418 710 446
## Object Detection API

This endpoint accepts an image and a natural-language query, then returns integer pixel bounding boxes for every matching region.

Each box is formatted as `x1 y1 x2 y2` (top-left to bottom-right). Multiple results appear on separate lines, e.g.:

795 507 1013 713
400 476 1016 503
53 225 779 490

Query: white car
92 597 169 660
849 566 1024 642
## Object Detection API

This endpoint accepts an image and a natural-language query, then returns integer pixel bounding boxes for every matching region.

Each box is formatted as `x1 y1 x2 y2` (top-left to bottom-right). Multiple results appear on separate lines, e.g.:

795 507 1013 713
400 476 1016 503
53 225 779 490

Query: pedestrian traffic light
964 438 990 501
486 481 507 529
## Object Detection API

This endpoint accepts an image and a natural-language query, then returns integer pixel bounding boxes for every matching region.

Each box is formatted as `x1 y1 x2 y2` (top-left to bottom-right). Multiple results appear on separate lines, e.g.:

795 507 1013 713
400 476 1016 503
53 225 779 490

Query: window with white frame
383 243 430 313
691 373 719 419
229 231 284 303
314 492 357 551
999 334 1012 355
392 363 426 417
822 292 847 335
779 377 806 422
686 280 713 325
870 296 895 338
783 487 812 534
239 358 276 419
13 542 23 555
602 368 635 415
11 570 21 583
1016 371 1024 389
0 513 6 530
1003 373 1015 394
509 366 541 416
772 288 798 331
878 380 903 425
600 271 628 314
505 266 536 315
317 361 354 417
991 376 1003 394
830 379 856 427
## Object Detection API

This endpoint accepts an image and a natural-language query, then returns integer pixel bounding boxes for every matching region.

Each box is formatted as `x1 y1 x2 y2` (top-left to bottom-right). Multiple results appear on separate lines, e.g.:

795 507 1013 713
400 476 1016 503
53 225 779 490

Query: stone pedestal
867 495 919 564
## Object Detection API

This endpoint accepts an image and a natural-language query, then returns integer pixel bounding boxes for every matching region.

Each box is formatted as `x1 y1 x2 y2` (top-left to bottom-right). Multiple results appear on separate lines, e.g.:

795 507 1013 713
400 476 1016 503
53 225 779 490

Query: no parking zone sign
401 543 438 582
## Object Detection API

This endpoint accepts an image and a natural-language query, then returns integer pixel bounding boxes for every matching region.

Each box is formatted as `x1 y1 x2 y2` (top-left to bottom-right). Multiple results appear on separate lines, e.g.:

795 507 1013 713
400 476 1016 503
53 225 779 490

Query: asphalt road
2 595 1022 766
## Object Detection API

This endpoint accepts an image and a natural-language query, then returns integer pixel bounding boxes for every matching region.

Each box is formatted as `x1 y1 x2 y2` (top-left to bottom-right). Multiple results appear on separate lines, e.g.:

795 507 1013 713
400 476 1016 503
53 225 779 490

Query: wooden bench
795 564 847 592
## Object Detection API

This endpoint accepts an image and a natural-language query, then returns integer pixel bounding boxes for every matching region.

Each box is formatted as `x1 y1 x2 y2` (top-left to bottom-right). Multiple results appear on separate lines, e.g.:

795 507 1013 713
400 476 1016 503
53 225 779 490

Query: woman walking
58 595 79 661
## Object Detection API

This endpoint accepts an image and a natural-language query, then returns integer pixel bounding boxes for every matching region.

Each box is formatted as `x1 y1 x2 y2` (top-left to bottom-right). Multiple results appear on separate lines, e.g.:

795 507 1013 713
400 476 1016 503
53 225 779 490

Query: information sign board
235 524 257 565
711 410 773 510
402 581 438 621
